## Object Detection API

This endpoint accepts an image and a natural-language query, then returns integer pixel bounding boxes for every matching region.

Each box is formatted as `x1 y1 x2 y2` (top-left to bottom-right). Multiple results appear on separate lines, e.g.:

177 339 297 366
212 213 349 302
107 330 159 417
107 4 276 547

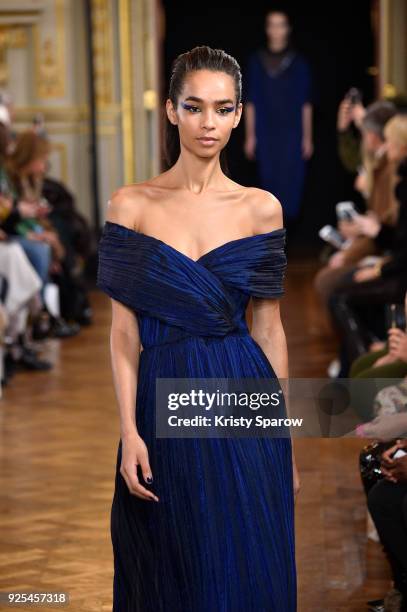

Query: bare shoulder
105 183 150 229
244 187 284 234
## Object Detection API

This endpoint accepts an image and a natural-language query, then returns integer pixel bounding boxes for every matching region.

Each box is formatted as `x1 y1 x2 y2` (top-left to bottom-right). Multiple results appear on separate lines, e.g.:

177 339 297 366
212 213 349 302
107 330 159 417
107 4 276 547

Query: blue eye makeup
180 103 200 113
218 106 235 114
180 102 235 114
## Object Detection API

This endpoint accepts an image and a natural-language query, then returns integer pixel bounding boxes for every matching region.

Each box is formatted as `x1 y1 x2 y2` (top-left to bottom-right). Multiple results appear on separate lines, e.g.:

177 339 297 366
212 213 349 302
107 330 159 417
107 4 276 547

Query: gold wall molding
90 0 114 106
0 25 29 86
143 88 157 110
0 2 96 220
0 7 43 26
33 0 66 99
14 104 122 122
0 1 66 97
119 0 135 184
379 0 407 97
14 105 89 121
96 126 118 136
380 0 391 93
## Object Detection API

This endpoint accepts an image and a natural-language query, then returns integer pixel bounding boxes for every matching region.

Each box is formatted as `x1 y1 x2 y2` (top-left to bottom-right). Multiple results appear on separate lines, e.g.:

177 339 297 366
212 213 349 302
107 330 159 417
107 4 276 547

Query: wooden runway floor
0 257 391 611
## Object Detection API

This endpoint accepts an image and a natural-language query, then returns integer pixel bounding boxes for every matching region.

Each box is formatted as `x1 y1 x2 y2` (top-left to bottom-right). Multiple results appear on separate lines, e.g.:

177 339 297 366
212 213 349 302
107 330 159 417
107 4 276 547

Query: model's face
265 13 290 46
166 69 242 160
385 136 407 162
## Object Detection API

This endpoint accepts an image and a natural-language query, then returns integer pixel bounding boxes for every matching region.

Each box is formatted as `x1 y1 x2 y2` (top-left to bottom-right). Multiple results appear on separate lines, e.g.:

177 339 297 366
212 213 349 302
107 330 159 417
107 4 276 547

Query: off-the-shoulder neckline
103 220 286 265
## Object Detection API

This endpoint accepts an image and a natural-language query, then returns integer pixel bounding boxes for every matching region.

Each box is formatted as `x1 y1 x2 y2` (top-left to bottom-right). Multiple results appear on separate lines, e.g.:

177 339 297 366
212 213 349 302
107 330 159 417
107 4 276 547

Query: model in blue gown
244 46 313 221
97 219 297 611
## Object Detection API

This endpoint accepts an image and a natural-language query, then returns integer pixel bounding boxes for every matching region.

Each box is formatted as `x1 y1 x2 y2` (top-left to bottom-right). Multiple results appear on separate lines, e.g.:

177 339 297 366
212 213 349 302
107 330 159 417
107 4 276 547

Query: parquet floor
0 256 391 611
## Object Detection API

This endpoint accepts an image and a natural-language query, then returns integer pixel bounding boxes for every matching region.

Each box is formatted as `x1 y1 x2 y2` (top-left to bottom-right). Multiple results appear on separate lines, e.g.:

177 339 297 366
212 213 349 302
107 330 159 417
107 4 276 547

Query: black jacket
375 157 407 280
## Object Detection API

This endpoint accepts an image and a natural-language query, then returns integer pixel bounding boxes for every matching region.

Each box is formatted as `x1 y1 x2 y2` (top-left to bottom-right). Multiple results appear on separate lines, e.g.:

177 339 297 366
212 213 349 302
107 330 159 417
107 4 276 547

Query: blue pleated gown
97 220 297 612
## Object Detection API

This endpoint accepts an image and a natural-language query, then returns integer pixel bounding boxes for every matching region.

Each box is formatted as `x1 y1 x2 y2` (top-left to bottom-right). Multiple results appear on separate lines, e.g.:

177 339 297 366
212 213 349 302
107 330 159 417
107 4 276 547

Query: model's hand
302 137 313 160
120 433 159 502
244 135 256 160
292 459 300 501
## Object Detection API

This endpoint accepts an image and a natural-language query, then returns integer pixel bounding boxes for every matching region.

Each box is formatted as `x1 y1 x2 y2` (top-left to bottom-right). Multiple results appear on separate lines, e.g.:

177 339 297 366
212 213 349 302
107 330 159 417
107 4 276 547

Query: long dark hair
163 45 242 174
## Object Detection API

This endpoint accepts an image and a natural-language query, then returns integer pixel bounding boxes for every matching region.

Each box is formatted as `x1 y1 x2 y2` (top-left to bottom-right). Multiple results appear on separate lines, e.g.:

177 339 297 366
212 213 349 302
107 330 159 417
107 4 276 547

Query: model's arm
110 298 141 440
249 190 300 499
251 299 288 378
248 192 288 377
244 102 256 160
251 294 300 500
106 190 159 502
302 102 313 159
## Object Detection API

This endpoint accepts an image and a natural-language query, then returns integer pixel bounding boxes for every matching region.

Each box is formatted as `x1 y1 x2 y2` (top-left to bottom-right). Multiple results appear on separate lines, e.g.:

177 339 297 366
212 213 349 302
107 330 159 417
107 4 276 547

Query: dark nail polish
146 476 153 484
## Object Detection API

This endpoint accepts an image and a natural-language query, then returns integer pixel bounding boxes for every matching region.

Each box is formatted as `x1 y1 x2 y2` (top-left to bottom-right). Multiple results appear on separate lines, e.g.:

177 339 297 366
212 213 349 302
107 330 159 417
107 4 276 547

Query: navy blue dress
244 48 313 221
97 220 297 612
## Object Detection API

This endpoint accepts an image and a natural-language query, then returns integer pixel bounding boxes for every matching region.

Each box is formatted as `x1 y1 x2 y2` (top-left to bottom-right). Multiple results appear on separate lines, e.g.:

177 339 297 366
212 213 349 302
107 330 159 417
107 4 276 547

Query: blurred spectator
336 88 365 175
0 119 52 376
0 239 51 376
42 176 94 326
327 114 407 376
1 130 91 336
367 440 407 611
315 100 398 305
350 303 407 423
243 8 314 223
356 391 407 441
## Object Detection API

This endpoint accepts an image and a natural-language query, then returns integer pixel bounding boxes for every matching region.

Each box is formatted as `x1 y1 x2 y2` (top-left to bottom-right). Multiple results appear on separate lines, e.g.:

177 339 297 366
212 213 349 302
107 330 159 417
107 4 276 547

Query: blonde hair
384 114 407 148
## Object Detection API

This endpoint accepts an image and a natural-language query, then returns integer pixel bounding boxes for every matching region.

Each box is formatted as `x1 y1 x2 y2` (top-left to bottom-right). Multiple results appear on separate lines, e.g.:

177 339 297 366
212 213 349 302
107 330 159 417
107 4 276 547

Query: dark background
161 0 376 251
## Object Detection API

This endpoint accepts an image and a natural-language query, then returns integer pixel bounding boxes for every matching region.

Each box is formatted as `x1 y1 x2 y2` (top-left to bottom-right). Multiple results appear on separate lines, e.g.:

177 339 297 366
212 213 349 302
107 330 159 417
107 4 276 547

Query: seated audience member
1 130 83 337
42 176 93 326
367 440 407 612
0 122 51 375
315 100 398 305
327 114 407 376
0 230 52 375
348 295 407 421
356 387 407 441
336 90 364 176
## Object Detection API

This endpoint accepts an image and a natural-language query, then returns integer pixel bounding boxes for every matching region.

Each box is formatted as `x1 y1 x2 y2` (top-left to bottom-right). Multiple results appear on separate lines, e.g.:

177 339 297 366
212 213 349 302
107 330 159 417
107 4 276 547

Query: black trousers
367 478 407 607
